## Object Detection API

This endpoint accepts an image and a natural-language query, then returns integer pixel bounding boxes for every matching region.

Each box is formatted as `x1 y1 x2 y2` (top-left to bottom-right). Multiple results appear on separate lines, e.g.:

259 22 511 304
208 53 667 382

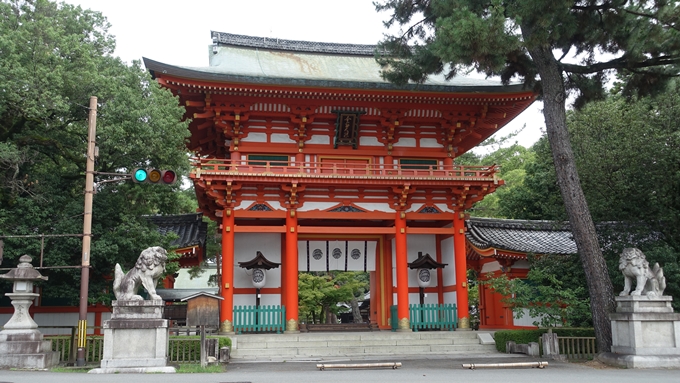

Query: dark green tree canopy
0 0 191 305
376 0 680 104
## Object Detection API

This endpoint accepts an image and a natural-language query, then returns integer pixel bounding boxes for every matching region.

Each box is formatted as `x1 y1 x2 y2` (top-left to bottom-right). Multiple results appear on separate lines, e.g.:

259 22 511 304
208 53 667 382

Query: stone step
234 330 480 345
230 331 497 360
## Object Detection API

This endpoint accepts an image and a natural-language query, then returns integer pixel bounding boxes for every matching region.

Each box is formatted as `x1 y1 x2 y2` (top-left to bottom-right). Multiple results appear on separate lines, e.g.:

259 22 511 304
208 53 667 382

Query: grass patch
175 363 226 373
50 366 94 373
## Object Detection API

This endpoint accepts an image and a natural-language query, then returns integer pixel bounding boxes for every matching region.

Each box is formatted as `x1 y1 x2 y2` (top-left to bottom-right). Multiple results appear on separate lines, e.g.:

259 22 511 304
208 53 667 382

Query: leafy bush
494 328 595 352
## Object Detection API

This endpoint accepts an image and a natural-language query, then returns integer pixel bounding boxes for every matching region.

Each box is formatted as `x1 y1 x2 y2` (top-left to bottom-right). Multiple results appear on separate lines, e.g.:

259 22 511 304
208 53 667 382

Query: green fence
233 305 286 334
390 304 458 331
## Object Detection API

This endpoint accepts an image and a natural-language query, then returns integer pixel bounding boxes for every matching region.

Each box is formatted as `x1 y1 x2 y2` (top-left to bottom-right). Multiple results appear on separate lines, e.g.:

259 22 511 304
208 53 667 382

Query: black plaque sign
333 111 364 149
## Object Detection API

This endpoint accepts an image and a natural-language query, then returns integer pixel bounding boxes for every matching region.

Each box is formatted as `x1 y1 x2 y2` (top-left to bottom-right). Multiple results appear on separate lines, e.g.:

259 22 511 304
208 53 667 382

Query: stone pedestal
599 296 680 368
89 300 175 374
0 292 60 369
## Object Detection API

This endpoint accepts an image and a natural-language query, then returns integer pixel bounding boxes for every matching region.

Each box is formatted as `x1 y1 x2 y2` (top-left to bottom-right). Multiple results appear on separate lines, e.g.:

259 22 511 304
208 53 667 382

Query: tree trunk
524 39 616 352
351 298 363 323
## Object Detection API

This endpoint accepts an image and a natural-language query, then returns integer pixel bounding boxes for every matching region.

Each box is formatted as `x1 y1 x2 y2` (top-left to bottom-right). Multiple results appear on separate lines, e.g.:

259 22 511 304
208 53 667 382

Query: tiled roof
146 213 208 249
212 31 381 56
143 33 531 94
156 288 218 302
466 217 577 256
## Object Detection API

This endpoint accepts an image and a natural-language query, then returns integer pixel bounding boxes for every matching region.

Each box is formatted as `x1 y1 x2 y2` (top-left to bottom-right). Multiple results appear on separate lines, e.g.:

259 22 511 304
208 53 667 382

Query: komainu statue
619 247 666 298
113 246 168 301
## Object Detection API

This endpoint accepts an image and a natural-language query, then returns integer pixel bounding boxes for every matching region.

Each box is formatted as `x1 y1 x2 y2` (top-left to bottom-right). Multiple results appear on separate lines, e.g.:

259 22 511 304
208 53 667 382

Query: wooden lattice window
399 158 438 170
247 154 289 166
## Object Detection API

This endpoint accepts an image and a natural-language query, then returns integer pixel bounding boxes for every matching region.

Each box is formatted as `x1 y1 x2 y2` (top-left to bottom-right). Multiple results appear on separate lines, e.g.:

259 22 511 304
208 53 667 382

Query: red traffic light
161 170 176 184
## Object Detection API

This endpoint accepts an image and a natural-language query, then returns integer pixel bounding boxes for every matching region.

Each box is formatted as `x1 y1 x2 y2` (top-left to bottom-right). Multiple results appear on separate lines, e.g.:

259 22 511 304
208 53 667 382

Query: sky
65 0 545 151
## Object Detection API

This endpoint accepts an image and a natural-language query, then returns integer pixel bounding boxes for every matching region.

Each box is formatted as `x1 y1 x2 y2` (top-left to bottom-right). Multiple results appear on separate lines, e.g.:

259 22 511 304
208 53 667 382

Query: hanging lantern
417 268 431 288
252 268 266 289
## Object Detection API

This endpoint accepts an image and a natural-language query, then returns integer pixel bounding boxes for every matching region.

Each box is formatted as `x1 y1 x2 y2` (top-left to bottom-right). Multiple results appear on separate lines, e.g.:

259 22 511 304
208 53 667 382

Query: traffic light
131 168 176 185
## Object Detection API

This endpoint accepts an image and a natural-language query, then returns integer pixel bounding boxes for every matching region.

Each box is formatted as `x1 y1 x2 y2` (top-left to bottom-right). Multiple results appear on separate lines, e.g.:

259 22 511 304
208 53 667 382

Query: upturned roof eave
143 57 531 96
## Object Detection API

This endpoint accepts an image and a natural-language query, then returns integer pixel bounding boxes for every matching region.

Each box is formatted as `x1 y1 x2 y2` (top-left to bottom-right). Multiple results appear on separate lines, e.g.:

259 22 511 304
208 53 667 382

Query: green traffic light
133 168 148 182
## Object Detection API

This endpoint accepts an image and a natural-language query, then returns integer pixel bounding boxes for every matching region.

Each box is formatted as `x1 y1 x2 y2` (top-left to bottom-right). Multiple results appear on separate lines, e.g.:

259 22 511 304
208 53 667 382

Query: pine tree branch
561 55 680 74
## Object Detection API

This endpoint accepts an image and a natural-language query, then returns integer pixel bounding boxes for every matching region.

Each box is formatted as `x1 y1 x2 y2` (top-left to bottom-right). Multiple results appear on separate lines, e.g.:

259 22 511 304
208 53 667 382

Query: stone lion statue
113 246 168 301
619 247 666 298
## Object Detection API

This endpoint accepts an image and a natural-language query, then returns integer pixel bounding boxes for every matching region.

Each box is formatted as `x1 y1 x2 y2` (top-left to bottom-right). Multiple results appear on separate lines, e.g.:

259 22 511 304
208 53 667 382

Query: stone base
99 300 171 370
0 330 60 369
89 366 176 374
610 296 680 356
599 352 680 369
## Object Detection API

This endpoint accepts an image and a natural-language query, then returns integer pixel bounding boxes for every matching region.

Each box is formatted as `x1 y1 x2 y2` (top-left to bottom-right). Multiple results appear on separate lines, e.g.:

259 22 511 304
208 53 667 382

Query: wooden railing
167 337 219 363
390 304 458 331
233 305 286 334
49 331 223 364
558 336 597 360
47 334 104 364
192 158 500 181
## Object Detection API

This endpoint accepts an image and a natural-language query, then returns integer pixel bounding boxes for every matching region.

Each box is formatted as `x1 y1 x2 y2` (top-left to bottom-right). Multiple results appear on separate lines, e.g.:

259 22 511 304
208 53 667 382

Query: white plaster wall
435 203 453 213
443 291 457 305
359 136 382 146
440 237 456 286
354 203 392 213
297 202 337 211
33 312 95 335
271 133 295 143
406 203 424 213
393 137 416 147
174 268 217 289
481 260 502 274
391 235 438 290
513 308 544 328
233 233 282 289
234 294 281 307
241 132 267 142
420 138 443 148
307 135 330 145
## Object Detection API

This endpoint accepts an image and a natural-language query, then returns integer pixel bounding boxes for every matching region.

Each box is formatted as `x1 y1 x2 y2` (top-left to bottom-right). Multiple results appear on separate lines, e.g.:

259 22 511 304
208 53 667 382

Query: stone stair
230 331 497 361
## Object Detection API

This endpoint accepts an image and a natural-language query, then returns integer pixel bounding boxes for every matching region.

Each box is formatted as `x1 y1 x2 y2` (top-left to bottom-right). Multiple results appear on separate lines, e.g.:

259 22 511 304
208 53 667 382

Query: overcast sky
65 0 545 150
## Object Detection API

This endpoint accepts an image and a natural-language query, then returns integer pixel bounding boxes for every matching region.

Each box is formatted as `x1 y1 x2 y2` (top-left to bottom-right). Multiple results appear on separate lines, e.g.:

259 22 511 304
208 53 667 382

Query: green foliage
494 328 595 353
175 364 225 373
298 271 369 324
0 0 190 305
483 264 591 328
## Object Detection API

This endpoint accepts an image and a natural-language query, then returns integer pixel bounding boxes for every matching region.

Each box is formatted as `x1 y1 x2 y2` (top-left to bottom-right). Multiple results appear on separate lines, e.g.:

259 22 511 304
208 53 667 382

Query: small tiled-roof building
147 213 209 288
465 217 577 329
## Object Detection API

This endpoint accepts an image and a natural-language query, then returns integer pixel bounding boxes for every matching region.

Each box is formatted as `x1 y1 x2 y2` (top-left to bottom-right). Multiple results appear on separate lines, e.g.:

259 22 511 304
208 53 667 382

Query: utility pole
77 96 97 366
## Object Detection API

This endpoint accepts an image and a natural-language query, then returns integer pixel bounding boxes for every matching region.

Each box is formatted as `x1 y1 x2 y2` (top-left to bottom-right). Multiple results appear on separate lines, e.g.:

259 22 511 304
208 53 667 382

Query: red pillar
454 211 470 329
394 210 410 331
285 209 299 332
220 208 235 333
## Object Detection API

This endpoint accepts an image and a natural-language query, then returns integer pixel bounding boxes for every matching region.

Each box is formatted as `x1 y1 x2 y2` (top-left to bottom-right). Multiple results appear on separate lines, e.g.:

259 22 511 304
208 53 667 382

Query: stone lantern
0 254 59 369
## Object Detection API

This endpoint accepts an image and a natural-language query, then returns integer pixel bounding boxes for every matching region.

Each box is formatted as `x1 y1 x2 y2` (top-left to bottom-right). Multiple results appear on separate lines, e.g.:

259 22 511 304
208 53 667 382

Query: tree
298 271 369 324
499 85 680 309
375 0 680 352
484 260 591 328
0 0 190 304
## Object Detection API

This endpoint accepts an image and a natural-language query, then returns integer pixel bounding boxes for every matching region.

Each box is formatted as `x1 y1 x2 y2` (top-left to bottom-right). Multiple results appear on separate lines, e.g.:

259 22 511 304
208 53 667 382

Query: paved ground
1 353 679 383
